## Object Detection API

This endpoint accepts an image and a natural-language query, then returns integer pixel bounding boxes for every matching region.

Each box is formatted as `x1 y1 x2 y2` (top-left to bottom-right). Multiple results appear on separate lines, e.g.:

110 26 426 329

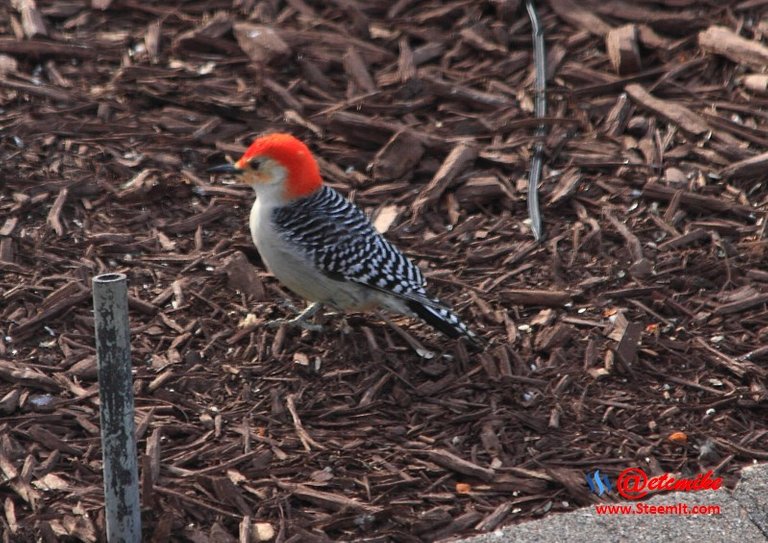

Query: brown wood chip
549 0 612 36
423 449 496 482
699 25 768 70
221 251 266 301
372 130 424 181
606 24 641 74
713 292 768 316
12 0 47 38
412 142 477 216
233 23 291 65
626 84 709 135
720 150 768 179
275 481 381 513
342 46 376 93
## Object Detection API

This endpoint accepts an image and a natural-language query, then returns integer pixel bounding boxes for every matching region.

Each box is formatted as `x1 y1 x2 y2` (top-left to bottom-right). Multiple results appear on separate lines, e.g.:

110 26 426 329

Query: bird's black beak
207 163 244 175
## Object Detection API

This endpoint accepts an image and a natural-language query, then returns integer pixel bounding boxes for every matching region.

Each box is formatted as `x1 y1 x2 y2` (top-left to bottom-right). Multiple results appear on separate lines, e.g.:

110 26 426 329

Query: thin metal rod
92 273 141 543
526 0 547 242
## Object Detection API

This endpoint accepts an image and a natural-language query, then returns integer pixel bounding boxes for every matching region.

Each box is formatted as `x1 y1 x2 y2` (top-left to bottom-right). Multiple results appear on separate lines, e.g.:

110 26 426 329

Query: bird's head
208 133 322 202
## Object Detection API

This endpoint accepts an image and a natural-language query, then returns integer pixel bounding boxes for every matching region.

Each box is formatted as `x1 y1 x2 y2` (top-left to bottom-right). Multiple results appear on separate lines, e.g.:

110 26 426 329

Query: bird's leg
338 314 352 335
277 299 300 313
267 302 324 332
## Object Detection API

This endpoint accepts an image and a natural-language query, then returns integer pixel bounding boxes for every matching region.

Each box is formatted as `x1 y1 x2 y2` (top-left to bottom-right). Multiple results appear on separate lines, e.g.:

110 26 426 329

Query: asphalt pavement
454 463 768 543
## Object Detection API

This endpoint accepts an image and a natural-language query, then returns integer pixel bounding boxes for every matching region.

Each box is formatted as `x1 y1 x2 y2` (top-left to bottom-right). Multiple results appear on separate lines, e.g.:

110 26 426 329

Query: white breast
249 197 376 309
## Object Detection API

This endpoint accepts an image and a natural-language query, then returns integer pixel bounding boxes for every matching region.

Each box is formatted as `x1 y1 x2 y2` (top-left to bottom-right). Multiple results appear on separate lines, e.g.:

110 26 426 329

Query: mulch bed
2 0 768 541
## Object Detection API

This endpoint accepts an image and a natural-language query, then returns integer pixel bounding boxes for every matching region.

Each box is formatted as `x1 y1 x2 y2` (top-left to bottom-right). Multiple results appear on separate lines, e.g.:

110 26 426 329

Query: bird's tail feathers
406 299 484 348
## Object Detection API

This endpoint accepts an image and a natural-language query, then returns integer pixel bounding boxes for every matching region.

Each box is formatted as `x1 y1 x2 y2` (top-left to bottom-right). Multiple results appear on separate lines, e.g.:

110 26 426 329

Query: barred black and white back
271 185 480 345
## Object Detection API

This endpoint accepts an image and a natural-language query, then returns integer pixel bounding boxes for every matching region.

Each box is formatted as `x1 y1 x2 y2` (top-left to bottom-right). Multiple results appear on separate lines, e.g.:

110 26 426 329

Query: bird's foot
266 302 324 332
266 318 324 332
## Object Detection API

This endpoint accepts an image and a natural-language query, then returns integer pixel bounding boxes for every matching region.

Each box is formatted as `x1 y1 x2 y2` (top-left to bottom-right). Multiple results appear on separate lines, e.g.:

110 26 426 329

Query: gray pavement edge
453 463 768 543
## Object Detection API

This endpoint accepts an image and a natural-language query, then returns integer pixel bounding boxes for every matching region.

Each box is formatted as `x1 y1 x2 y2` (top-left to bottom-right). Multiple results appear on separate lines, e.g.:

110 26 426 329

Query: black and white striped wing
272 185 428 300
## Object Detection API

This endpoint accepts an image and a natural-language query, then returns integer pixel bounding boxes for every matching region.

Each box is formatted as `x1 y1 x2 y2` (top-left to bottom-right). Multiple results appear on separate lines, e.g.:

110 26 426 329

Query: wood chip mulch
2 1 768 541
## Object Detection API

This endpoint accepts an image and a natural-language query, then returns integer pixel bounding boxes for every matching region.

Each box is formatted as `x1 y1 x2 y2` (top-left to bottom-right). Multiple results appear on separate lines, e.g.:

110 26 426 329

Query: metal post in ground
92 273 141 543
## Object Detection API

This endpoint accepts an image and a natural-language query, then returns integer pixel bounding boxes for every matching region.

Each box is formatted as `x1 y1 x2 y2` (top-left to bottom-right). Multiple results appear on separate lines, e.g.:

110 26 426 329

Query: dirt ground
2 1 768 541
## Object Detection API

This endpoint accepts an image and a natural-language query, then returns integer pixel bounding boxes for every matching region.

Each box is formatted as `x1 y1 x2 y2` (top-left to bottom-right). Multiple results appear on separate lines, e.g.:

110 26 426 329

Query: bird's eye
249 159 262 171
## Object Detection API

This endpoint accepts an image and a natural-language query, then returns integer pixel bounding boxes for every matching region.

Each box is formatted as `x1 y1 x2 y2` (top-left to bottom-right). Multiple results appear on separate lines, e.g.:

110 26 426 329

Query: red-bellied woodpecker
209 133 481 346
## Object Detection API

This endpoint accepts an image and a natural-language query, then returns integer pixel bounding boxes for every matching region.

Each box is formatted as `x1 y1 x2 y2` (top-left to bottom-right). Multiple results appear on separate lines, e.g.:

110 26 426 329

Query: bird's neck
252 176 322 207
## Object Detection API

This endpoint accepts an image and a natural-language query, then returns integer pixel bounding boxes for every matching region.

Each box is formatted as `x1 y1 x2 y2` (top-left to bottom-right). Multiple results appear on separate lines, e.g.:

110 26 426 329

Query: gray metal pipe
92 273 141 543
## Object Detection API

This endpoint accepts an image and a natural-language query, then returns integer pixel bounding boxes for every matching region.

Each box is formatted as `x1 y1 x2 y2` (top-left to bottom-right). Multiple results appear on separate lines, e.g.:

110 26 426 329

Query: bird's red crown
237 133 322 199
